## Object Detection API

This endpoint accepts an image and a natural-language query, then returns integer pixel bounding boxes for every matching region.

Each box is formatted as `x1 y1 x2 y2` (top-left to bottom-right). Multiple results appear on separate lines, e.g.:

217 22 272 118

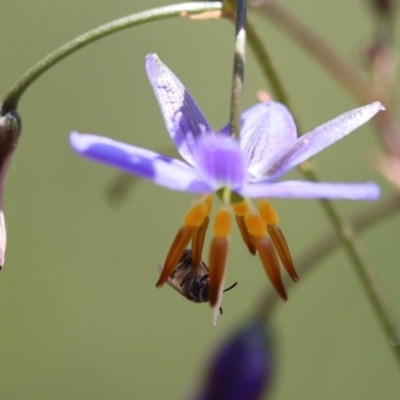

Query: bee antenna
223 282 238 293
218 283 238 315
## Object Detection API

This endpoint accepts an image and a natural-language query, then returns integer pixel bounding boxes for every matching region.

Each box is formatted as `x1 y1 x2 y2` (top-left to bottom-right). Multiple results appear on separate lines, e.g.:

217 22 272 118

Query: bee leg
223 282 238 292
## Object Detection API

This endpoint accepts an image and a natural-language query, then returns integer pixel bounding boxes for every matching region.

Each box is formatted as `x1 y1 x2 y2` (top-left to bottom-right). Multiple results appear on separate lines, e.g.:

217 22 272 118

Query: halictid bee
160 249 237 314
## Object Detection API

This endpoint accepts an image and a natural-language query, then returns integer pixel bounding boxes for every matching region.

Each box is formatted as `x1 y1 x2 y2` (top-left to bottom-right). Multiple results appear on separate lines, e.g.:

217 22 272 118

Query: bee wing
196 261 209 276
157 263 187 297
157 255 210 301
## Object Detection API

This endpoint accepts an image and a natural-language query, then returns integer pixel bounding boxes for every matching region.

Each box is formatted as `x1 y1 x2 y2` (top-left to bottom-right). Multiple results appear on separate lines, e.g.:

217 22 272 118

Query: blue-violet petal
240 180 381 200
145 53 212 166
70 131 213 193
238 102 297 176
262 102 384 179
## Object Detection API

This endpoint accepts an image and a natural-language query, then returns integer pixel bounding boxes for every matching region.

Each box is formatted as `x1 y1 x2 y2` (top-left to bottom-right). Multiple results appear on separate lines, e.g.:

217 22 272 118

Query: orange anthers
156 226 195 288
184 202 209 227
213 209 232 238
208 237 228 308
192 217 209 268
203 195 213 215
232 200 249 216
255 237 287 301
258 200 279 225
235 215 256 255
268 225 299 282
244 214 267 238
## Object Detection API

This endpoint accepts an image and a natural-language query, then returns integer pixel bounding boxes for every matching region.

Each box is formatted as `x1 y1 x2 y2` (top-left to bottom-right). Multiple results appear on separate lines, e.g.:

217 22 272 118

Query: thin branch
1 2 223 114
228 0 247 138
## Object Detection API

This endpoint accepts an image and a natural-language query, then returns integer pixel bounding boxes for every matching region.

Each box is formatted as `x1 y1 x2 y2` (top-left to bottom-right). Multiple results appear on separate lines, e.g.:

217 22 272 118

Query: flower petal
70 131 213 193
262 102 384 179
240 180 381 200
145 53 213 166
238 102 297 176
196 135 247 191
0 111 21 269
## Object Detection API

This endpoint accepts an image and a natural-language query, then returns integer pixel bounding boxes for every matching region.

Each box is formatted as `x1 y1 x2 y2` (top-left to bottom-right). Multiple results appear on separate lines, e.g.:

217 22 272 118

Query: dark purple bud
369 0 396 13
0 109 21 269
195 321 273 400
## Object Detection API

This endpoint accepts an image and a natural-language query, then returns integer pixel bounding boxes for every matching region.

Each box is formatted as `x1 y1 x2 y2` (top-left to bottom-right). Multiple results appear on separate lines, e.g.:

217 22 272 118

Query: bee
160 249 237 313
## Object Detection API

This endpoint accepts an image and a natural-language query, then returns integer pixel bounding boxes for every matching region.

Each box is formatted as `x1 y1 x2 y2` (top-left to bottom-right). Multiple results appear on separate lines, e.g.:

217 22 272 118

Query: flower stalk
302 167 400 369
227 0 247 139
1 2 223 114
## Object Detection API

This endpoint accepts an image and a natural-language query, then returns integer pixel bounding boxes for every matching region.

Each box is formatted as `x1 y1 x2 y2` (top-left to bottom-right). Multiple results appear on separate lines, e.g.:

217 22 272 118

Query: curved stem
227 0 247 139
302 168 400 369
1 2 222 114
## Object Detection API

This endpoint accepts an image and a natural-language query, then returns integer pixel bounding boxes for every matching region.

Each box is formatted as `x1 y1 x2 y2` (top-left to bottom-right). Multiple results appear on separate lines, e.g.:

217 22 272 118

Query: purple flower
369 0 396 13
193 321 273 400
70 53 383 323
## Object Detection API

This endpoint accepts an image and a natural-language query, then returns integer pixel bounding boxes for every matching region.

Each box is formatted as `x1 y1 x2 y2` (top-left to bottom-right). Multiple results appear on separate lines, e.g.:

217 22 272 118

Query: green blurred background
1 0 400 398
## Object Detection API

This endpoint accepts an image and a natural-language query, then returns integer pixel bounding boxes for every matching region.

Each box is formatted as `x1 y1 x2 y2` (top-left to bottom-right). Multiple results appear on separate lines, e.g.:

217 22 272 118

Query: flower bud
194 321 273 400
0 108 21 268
369 0 396 13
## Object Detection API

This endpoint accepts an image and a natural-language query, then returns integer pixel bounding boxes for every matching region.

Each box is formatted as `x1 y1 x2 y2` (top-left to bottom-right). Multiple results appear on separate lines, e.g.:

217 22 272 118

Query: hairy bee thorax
169 249 211 304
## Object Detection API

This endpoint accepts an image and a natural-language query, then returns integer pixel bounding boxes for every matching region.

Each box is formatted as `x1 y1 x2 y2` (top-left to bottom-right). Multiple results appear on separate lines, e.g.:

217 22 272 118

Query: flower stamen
209 237 229 308
191 195 213 267
232 200 250 217
255 237 287 300
157 198 212 288
258 199 299 282
156 226 196 288
192 217 209 268
209 209 232 309
268 225 299 282
213 208 232 238
258 199 279 225
233 200 256 255
235 215 256 255
183 201 209 227
244 213 267 238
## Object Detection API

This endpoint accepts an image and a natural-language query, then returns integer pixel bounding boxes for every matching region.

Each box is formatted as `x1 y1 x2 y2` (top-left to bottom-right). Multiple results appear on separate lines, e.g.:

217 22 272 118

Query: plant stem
301 168 400 368
227 0 247 139
1 2 222 114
